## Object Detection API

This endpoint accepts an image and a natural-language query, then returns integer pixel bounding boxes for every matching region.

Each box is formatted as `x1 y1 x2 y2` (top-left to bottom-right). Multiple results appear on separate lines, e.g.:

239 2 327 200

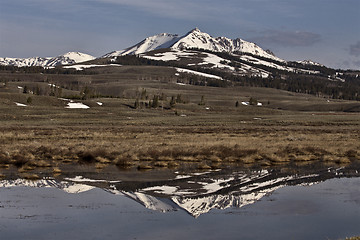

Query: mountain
103 28 282 62
1 28 358 100
172 28 281 61
0 52 95 67
106 28 340 79
0 28 323 72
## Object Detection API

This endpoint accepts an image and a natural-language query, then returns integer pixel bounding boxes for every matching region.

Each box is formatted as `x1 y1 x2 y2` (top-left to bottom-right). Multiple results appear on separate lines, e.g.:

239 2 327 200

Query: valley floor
1 98 359 179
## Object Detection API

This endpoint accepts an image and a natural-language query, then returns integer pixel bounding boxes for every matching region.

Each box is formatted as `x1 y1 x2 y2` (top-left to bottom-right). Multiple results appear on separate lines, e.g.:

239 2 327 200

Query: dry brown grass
1 126 359 172
154 161 168 167
28 160 52 168
137 164 153 170
53 167 62 173
21 173 40 180
0 98 359 174
197 163 211 170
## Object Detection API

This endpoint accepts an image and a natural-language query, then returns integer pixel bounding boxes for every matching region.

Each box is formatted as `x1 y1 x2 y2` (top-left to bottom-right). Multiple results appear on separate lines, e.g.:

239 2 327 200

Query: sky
0 0 359 70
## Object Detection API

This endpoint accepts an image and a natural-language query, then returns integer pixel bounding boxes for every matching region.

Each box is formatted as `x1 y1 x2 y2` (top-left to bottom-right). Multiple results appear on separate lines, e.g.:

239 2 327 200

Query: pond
0 164 359 240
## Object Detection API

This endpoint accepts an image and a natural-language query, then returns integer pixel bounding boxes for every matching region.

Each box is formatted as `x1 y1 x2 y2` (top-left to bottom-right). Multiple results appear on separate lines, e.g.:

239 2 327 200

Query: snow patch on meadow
65 102 90 109
15 102 27 107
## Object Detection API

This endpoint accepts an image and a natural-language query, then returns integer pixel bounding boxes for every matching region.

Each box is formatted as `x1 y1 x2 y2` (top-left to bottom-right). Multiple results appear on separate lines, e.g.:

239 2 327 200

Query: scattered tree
26 97 32 104
23 86 28 94
170 96 176 108
198 95 205 105
249 97 258 105
151 95 159 108
134 98 140 109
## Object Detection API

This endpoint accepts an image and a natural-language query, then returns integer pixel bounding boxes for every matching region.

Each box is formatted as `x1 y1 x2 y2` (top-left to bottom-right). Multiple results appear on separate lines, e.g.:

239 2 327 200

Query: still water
0 166 359 240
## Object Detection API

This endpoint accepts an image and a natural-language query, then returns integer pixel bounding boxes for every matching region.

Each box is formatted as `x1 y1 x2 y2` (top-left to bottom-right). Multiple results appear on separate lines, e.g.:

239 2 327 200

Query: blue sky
0 0 359 69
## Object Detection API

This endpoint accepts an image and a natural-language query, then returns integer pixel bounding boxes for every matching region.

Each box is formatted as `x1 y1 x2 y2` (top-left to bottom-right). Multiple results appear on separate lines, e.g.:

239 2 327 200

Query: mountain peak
55 52 95 64
189 27 201 33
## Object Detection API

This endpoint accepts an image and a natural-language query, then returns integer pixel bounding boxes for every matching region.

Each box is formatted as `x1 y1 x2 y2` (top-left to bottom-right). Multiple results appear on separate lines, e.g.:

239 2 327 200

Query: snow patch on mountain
176 68 223 80
196 52 235 70
297 60 324 67
141 50 197 61
240 55 291 71
63 64 121 71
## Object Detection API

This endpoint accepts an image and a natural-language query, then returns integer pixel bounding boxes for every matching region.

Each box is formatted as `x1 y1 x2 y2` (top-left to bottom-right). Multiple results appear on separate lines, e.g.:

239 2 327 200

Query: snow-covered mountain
103 28 282 62
0 52 95 67
0 28 336 81
102 28 330 78
172 28 281 61
103 33 180 58
0 28 326 74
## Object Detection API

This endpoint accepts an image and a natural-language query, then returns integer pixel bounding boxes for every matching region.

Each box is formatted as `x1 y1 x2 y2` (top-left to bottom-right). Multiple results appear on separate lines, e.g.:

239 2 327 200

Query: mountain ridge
0 51 95 67
0 29 327 70
103 28 283 62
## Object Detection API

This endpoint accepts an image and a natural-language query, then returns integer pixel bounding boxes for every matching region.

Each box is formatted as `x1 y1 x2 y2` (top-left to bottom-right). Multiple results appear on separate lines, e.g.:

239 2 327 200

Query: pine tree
176 94 182 103
134 98 140 109
26 97 32 104
170 96 176 108
249 97 258 105
152 95 159 108
199 95 205 105
141 88 147 100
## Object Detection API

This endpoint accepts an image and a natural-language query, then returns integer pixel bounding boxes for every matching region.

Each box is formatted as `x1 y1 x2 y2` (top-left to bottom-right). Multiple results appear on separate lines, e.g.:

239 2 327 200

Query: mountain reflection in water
1 164 359 218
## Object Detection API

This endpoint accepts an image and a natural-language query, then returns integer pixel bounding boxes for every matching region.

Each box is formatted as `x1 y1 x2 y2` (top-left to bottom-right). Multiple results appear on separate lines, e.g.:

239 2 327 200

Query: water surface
1 165 359 240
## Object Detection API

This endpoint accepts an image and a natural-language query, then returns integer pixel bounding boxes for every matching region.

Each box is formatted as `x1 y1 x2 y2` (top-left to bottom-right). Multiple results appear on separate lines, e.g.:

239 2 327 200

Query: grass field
0 66 359 178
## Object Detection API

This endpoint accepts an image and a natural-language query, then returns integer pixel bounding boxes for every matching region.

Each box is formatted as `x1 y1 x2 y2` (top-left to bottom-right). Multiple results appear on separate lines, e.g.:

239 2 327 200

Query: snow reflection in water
0 166 360 240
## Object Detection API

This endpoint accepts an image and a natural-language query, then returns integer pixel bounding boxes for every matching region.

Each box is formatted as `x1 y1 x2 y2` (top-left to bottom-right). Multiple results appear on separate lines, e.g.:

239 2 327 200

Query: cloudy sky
0 0 359 69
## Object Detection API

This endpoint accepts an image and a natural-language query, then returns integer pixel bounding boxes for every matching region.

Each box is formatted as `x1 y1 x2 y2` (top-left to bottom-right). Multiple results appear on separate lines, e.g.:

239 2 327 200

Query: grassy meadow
0 65 359 179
